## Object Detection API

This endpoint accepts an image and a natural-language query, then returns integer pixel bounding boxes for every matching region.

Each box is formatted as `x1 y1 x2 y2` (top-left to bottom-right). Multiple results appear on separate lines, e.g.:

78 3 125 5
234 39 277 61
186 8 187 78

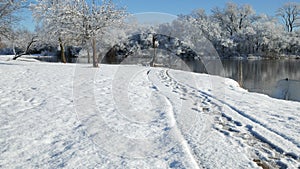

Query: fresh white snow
1 57 300 168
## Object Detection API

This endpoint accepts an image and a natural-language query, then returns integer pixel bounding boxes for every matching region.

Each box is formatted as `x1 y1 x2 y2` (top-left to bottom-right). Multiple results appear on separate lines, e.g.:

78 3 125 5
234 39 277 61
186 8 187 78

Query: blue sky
117 0 295 15
20 0 296 31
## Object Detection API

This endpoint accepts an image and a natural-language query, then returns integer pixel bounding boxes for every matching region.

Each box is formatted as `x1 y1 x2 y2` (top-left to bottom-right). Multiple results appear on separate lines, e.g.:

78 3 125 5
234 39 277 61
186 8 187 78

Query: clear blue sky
117 0 295 15
20 0 296 31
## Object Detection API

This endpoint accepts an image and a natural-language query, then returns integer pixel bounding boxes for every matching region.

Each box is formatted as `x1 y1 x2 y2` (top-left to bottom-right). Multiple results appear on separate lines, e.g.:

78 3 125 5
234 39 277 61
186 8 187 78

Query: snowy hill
0 59 300 168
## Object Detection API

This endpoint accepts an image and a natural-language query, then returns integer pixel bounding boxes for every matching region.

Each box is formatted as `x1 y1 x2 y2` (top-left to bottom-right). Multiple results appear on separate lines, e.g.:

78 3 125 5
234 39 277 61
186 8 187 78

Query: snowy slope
0 59 299 168
271 79 300 102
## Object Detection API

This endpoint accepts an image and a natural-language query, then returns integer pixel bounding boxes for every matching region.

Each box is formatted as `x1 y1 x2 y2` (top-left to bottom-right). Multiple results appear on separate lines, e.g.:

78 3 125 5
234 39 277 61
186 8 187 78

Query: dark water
220 59 300 96
202 59 300 96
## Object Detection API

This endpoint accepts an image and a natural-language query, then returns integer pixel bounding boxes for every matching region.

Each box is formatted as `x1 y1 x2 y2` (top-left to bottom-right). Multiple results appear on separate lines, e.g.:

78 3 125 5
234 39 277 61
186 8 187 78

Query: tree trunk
150 35 157 67
150 47 156 67
13 36 37 60
87 50 90 63
238 60 243 87
92 37 98 67
58 37 66 63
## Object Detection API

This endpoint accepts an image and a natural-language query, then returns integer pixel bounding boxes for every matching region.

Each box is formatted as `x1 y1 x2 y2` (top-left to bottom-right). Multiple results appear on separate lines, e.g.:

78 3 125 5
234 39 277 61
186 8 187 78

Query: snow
271 79 300 102
1 58 300 168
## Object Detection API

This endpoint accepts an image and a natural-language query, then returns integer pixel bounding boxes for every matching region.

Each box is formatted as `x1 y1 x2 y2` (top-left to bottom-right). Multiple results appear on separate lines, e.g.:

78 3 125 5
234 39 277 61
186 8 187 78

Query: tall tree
277 2 300 32
31 0 80 63
75 0 127 67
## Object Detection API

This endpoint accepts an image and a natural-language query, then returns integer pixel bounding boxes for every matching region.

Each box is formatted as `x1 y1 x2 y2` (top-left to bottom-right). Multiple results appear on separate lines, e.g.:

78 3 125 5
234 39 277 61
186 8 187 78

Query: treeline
0 1 299 65
174 2 300 58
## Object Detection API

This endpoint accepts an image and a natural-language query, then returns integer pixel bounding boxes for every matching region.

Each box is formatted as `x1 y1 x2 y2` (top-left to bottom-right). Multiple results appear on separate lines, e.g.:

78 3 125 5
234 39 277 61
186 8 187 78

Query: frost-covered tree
31 0 126 66
11 29 37 60
179 9 226 56
74 0 127 67
209 2 257 57
189 9 221 43
31 0 81 63
280 31 300 55
0 0 27 37
157 16 202 49
277 2 300 32
212 2 255 36
252 15 284 56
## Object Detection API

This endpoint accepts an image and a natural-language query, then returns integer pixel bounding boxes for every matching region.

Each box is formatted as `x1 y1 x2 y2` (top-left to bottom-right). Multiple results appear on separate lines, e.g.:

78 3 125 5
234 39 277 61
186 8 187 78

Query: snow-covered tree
189 9 222 43
11 28 37 59
209 2 257 57
179 9 226 56
31 0 81 63
251 15 284 56
212 2 255 36
76 0 127 67
31 0 126 66
277 2 300 32
0 0 27 37
157 16 202 49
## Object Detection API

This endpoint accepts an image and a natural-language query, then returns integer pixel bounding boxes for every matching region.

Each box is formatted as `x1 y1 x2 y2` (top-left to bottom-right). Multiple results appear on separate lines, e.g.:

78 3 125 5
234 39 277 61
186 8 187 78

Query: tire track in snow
163 95 201 169
162 69 300 167
147 69 201 169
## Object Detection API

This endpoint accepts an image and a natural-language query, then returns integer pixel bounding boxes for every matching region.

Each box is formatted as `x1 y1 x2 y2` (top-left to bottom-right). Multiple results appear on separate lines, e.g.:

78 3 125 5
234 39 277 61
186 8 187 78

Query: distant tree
277 2 300 32
252 15 284 56
180 9 224 55
0 0 27 37
212 2 255 36
187 9 221 43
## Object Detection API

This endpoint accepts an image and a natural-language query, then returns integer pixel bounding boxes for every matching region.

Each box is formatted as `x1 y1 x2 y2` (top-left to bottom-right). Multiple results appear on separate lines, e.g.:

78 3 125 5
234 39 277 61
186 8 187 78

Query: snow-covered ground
1 57 300 168
271 79 300 102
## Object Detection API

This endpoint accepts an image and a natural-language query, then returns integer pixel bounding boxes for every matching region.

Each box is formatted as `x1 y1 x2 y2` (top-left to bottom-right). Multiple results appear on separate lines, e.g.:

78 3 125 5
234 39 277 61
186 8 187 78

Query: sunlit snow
1 57 300 168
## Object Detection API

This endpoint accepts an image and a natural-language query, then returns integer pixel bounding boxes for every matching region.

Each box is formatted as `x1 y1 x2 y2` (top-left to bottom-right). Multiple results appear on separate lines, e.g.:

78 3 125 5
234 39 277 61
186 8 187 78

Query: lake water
192 59 300 97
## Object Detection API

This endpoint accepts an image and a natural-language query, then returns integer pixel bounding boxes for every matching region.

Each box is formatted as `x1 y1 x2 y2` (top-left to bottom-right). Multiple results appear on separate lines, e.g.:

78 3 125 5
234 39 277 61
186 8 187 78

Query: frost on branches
31 0 127 66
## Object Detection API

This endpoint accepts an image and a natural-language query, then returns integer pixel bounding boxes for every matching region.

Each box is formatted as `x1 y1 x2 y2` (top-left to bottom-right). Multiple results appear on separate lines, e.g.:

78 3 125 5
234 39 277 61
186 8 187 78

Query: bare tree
277 2 300 32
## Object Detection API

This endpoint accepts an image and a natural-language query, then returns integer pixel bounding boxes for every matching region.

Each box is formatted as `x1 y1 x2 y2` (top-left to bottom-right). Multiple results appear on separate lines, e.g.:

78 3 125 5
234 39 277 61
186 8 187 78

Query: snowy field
1 56 300 168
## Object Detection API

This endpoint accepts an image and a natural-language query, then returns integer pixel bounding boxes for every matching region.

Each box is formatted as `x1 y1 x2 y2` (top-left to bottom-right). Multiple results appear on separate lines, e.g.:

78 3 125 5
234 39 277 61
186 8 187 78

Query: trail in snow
164 68 300 168
149 68 259 168
74 65 203 168
147 69 201 169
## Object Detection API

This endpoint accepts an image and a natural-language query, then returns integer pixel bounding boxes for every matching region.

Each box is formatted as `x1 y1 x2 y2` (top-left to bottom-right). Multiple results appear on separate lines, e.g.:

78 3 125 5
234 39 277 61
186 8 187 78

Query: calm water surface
220 59 300 96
